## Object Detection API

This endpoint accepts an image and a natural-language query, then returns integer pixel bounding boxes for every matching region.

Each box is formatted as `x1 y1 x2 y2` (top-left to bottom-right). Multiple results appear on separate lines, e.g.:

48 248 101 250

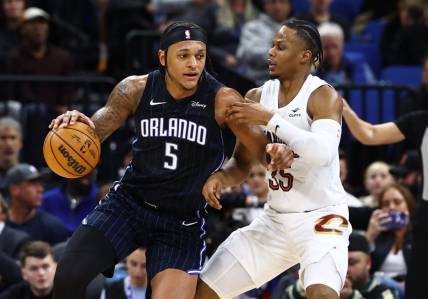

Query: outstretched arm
342 98 405 145
50 75 146 142
227 85 343 166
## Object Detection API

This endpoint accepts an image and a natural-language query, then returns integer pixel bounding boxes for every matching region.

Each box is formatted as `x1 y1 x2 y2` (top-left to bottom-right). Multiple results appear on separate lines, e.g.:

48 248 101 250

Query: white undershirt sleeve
266 113 341 166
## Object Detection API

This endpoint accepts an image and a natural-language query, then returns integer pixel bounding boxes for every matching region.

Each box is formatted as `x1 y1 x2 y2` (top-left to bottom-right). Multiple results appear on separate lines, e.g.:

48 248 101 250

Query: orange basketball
43 121 100 178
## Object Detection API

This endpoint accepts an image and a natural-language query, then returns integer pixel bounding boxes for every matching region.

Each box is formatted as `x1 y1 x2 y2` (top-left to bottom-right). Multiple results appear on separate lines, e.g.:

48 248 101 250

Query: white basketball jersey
260 74 347 213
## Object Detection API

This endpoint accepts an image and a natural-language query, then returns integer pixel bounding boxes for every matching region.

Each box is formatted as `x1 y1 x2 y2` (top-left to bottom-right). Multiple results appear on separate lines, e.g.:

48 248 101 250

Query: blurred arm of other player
226 84 342 167
203 88 295 210
342 98 405 145
49 76 146 142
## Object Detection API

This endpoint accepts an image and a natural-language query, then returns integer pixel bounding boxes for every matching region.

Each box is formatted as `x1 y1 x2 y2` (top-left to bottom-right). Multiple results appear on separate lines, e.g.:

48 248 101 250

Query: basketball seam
51 130 95 169
64 127 100 154
49 133 79 177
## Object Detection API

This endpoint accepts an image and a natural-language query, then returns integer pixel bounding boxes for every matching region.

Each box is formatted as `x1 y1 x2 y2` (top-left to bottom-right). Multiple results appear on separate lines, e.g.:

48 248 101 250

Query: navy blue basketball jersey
120 70 234 214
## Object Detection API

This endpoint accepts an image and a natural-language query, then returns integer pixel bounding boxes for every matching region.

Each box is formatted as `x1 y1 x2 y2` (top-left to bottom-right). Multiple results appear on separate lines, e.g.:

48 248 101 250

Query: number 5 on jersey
164 142 178 170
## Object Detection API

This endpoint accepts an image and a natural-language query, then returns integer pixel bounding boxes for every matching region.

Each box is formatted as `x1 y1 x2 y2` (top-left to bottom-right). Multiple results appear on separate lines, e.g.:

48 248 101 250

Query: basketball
43 122 100 178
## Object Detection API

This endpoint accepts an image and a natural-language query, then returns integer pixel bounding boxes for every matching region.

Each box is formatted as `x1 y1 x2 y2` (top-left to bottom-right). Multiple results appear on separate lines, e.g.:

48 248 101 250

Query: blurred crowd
0 0 428 298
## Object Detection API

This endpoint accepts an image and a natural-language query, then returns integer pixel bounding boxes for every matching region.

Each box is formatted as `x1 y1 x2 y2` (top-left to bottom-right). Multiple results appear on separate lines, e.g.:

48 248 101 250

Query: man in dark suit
0 195 29 258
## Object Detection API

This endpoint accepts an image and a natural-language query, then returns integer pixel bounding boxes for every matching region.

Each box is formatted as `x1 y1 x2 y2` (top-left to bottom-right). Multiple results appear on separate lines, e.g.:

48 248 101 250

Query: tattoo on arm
117 78 132 97
92 77 140 142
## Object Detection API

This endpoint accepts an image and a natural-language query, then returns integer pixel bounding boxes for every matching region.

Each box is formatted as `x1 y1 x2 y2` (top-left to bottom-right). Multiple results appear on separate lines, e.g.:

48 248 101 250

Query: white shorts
200 204 351 298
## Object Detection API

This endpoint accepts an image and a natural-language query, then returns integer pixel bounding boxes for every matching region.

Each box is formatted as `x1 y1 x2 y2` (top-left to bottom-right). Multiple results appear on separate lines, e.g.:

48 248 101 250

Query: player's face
126 249 147 288
380 187 408 214
0 126 22 168
160 40 206 93
22 255 56 295
268 26 310 80
346 251 370 288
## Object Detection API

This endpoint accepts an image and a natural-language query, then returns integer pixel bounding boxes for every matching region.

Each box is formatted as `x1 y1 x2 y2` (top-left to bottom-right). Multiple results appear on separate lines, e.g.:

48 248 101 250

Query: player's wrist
262 111 275 125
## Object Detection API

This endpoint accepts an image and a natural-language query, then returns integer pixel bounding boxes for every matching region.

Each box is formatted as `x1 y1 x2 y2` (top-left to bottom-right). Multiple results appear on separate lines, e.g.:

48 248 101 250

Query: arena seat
381 65 423 88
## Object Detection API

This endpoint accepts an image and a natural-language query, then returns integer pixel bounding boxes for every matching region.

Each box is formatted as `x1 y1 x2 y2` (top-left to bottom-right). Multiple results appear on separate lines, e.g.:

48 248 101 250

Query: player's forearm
266 114 340 166
342 105 377 145
91 106 124 142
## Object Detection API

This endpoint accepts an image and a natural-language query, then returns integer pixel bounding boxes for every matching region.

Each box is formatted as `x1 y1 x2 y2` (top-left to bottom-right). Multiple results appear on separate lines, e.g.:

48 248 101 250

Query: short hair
317 22 344 41
19 241 53 266
283 18 323 69
0 116 22 136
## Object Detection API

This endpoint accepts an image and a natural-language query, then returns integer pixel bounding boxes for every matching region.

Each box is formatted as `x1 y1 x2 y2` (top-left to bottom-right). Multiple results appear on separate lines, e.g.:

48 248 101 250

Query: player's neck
278 70 310 107
165 72 197 100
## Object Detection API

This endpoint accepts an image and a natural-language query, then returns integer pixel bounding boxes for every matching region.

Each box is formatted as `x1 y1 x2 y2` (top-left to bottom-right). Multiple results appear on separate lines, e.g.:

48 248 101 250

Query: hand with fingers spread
226 99 274 125
366 209 391 245
49 110 96 130
202 172 224 210
266 143 294 171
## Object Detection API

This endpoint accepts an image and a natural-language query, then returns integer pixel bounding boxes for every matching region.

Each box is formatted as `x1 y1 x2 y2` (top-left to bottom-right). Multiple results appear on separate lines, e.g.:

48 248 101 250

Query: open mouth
183 73 199 80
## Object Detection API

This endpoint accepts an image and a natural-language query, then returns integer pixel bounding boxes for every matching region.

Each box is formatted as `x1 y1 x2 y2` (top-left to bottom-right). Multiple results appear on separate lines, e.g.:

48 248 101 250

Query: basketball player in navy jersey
49 22 294 299
341 100 428 299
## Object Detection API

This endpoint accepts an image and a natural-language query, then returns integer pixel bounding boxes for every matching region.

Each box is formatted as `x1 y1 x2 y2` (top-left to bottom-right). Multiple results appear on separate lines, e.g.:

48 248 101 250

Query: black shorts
82 183 207 280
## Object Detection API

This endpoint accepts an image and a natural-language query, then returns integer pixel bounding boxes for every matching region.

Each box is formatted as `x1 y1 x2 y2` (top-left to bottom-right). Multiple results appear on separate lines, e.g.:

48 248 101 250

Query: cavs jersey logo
314 214 349 236
185 30 191 39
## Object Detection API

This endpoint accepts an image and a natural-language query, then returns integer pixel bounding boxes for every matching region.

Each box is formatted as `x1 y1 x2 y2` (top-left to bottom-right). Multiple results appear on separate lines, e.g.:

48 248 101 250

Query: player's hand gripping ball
43 122 100 178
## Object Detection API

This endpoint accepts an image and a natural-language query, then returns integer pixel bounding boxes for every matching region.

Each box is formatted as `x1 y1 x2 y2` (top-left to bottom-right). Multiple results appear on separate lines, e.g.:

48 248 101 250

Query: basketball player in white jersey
195 19 351 299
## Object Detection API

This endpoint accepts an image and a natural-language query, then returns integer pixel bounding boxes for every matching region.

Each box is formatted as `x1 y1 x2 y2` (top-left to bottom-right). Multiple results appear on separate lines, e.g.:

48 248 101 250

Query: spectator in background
282 232 399 299
169 0 217 37
211 0 258 69
0 250 21 293
316 22 375 85
0 0 25 70
360 161 395 208
100 248 147 299
0 195 29 258
366 184 414 292
0 117 22 187
379 0 406 67
41 171 98 233
236 0 292 85
339 149 362 207
7 7 74 115
232 163 269 225
0 241 56 299
390 150 422 199
4 163 69 245
388 3 428 66
298 0 350 39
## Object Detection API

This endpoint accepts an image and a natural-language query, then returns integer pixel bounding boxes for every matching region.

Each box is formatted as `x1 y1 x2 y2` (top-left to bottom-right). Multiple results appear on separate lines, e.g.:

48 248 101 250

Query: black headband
160 27 207 50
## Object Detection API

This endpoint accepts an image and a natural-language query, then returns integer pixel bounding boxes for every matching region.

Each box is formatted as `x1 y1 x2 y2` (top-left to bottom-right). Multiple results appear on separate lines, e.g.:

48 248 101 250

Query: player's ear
301 50 311 65
158 50 166 67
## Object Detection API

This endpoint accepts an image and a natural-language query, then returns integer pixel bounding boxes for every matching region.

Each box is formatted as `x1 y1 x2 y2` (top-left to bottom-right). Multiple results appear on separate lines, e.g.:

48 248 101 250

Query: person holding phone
366 184 415 286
